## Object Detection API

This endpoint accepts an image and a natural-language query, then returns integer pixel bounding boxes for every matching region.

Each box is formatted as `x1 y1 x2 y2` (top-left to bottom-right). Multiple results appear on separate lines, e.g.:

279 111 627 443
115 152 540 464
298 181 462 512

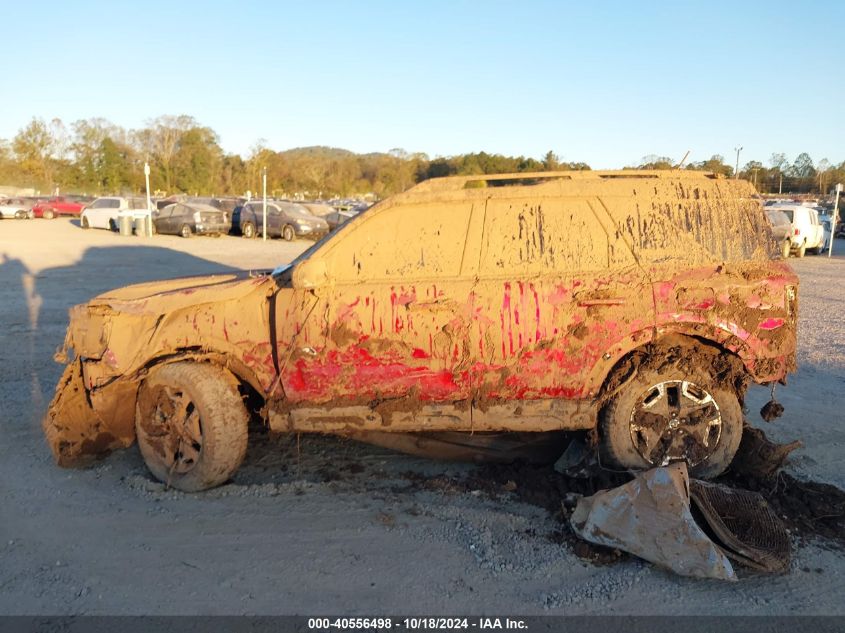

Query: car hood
87 271 275 316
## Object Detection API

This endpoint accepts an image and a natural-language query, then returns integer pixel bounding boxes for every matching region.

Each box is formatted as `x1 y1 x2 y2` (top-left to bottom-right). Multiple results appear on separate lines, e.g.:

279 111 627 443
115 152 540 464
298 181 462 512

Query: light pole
262 167 268 242
733 146 743 180
144 162 152 237
829 183 842 258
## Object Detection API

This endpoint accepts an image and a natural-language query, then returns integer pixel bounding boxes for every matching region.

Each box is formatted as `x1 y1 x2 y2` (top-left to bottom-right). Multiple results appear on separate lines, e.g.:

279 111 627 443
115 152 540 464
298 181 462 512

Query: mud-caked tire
781 240 791 259
599 355 744 479
135 362 248 492
797 241 807 258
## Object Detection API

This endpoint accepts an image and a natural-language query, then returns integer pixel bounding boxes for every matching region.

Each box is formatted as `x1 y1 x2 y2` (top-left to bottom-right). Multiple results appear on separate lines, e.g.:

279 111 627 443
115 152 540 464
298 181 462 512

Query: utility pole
752 168 759 189
733 146 743 180
779 172 783 195
144 162 152 237
830 183 842 258
262 166 268 242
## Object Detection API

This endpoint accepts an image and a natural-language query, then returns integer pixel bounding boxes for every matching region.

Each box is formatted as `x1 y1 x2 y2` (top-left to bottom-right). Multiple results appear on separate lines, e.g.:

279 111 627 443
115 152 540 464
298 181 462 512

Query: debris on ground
732 425 802 479
570 462 737 580
552 437 599 478
690 479 791 573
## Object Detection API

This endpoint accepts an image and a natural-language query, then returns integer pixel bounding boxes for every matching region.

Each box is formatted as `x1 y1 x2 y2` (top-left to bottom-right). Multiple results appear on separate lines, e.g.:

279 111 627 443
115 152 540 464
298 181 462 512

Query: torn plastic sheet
570 462 737 580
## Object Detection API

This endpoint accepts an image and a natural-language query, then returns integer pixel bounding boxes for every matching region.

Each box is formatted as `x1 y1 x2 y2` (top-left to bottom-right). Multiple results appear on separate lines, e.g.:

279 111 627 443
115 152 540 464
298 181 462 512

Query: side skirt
267 398 597 434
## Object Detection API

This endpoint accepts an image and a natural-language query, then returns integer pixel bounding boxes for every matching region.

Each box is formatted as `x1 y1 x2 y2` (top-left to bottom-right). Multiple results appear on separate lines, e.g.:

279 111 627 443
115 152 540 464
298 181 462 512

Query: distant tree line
2 115 841 198
0 116 588 199
633 153 845 195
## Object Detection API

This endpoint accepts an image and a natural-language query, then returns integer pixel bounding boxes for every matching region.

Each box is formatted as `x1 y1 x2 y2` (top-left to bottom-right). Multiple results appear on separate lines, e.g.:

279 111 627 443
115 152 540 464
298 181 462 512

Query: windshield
282 204 316 219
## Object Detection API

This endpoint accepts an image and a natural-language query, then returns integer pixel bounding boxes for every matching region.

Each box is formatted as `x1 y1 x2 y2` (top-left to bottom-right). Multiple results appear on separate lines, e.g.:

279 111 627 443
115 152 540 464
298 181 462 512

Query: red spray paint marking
759 318 784 330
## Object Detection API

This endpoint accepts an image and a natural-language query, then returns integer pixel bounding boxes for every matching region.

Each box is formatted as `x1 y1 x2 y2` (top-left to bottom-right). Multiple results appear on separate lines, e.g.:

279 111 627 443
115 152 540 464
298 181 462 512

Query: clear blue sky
3 0 843 168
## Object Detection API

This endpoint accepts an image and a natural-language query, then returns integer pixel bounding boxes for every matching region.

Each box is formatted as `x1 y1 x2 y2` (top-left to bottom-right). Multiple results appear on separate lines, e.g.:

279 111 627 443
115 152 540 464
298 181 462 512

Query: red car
32 196 92 219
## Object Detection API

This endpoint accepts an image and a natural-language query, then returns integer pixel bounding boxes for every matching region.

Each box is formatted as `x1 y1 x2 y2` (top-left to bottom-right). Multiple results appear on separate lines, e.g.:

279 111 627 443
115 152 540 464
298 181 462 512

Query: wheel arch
85 350 265 454
590 330 751 407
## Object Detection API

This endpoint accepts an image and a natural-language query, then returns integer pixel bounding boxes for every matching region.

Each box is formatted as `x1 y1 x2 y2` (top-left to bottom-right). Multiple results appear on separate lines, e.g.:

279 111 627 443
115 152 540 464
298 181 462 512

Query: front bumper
295 225 328 239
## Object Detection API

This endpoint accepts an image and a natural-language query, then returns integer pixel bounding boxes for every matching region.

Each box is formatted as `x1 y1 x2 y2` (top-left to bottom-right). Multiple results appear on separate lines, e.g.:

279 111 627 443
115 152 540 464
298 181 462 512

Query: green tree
13 118 55 188
172 126 223 194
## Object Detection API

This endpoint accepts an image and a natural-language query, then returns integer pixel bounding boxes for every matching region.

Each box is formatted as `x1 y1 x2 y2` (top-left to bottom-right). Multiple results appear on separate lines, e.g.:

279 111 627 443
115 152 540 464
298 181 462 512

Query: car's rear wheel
242 222 256 239
108 219 117 231
43 209 55 219
135 362 249 492
797 241 807 257
282 224 295 241
781 240 791 258
599 357 743 479
180 224 192 238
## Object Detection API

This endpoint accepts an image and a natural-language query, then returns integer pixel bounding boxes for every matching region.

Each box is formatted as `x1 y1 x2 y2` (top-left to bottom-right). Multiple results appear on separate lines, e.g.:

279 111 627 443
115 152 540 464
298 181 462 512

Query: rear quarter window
600 183 776 264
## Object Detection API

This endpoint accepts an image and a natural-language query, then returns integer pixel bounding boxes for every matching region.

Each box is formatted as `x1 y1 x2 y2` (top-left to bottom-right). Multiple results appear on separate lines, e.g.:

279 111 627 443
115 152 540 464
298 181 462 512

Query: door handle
576 297 626 307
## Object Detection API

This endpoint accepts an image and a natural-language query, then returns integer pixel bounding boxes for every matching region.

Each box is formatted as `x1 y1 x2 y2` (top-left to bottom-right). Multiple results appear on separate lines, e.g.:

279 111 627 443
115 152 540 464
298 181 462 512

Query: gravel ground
1 218 844 615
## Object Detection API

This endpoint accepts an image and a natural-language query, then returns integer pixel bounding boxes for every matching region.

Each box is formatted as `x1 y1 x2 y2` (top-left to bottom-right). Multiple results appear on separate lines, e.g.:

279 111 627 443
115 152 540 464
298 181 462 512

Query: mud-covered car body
44 171 798 477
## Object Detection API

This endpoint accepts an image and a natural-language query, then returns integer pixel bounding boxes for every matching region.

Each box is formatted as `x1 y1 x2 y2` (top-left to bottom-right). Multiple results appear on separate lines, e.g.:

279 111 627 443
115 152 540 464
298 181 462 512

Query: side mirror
292 259 328 289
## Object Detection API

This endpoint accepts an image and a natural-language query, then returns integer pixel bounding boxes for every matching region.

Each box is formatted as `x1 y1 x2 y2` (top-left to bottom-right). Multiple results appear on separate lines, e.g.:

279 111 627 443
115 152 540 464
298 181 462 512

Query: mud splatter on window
325 202 473 281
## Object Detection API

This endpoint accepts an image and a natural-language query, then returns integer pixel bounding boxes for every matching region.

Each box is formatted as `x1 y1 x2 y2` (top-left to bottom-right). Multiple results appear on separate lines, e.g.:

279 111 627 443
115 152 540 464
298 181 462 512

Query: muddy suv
44 171 798 491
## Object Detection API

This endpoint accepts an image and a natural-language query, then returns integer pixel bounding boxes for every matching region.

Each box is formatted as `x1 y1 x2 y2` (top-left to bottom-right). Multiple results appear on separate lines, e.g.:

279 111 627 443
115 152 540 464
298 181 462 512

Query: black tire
242 222 256 239
781 240 791 259
599 354 743 479
135 362 249 492
43 209 55 219
108 219 117 231
180 224 192 238
282 224 295 241
81 216 90 229
797 241 806 257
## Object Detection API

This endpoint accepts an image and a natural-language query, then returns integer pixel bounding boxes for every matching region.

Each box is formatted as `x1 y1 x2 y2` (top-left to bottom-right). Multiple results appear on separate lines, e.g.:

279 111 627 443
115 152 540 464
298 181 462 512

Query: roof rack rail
411 170 720 192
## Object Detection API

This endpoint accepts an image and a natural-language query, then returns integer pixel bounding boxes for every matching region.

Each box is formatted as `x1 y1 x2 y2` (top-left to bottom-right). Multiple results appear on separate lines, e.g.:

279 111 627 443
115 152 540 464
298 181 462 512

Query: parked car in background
821 219 832 251
770 203 825 257
153 202 229 238
300 202 336 218
764 208 793 258
32 196 93 219
325 207 361 231
0 197 34 219
81 197 150 230
239 200 329 240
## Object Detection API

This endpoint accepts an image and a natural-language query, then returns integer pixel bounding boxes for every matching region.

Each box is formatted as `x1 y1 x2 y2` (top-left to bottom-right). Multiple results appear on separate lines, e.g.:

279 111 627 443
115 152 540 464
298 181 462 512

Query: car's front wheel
81 216 90 229
180 224 192 238
43 209 55 219
599 357 743 479
242 222 256 239
135 362 249 492
282 224 295 241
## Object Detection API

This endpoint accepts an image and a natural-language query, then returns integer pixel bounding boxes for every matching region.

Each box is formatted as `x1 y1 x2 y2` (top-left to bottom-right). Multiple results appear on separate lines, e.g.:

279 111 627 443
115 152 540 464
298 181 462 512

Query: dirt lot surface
1 218 844 615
